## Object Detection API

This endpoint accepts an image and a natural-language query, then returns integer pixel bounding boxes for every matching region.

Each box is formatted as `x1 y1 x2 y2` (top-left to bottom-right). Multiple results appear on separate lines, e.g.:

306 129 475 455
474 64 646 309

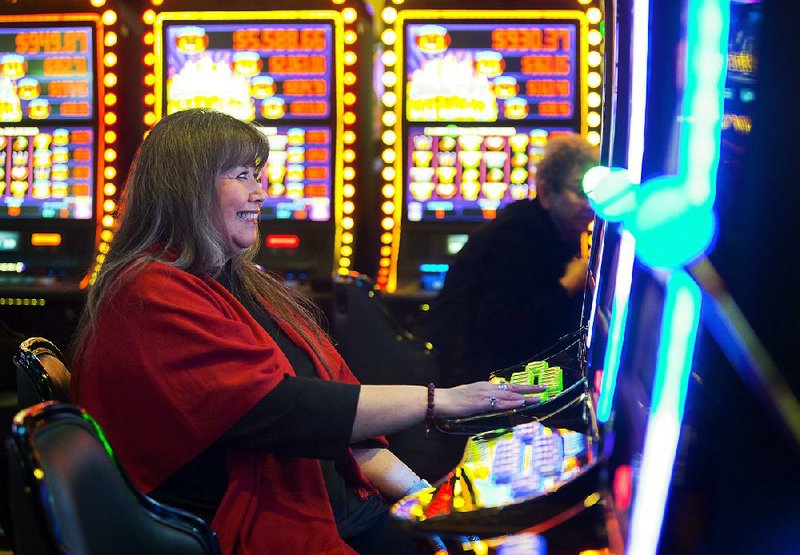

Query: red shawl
73 261 385 554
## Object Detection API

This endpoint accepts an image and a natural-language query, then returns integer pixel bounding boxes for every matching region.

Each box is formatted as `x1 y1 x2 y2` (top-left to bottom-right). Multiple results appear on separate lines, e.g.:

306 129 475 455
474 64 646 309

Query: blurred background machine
0 0 135 351
369 0 604 298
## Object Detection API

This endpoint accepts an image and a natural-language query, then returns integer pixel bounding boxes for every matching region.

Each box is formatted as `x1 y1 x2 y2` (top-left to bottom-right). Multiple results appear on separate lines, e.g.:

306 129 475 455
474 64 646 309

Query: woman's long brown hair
73 108 329 381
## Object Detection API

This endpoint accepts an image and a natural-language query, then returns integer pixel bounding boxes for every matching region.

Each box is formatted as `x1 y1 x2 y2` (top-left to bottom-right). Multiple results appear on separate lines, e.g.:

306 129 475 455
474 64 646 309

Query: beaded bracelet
425 383 436 438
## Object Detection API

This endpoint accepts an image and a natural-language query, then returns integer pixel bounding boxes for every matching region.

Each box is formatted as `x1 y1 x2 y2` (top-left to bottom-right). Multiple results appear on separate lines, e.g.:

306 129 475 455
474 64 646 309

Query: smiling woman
70 108 543 555
215 165 267 258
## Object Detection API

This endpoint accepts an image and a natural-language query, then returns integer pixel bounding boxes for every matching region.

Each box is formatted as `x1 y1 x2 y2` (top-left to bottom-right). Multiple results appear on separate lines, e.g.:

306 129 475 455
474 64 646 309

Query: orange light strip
31 233 62 247
92 7 119 286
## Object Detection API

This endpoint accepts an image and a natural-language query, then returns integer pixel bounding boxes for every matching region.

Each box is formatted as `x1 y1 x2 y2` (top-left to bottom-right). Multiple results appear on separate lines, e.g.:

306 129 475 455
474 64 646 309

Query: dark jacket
415 198 582 386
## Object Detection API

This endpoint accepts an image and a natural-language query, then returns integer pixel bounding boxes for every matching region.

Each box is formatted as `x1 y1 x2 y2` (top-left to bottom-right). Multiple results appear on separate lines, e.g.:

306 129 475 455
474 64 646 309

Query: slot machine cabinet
391 0 798 552
584 0 800 552
141 0 373 292
372 0 605 299
0 0 130 347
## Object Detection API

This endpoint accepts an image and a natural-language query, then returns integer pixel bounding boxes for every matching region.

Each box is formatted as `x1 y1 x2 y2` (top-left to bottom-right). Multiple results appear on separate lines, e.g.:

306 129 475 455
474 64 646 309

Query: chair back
331 273 465 481
6 402 220 555
332 273 441 386
13 337 71 408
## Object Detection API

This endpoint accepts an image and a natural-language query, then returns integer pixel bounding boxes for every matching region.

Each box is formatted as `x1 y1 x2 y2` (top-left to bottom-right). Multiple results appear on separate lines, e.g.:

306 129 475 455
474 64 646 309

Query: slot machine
0 0 126 346
141 0 372 291
577 0 800 552
372 0 605 296
391 0 800 552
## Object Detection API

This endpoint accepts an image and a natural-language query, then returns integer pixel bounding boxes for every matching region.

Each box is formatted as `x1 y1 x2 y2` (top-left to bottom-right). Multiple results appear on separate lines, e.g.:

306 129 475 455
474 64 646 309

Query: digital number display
406 126 572 222
0 26 94 122
405 22 578 123
163 22 334 122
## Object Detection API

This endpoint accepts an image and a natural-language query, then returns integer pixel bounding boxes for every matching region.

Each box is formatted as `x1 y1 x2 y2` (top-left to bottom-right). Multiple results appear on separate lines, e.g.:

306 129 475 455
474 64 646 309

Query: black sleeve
220 376 361 460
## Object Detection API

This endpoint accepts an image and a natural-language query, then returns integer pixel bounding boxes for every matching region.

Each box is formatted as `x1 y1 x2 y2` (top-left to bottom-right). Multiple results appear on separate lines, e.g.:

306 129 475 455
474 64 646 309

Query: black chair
332 273 441 386
331 273 466 481
13 337 71 408
5 401 220 555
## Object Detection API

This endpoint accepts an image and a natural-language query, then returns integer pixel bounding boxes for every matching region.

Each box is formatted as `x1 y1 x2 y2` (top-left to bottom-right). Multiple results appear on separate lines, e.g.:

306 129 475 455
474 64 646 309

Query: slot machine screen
402 20 582 223
0 24 97 221
405 125 573 222
159 20 335 222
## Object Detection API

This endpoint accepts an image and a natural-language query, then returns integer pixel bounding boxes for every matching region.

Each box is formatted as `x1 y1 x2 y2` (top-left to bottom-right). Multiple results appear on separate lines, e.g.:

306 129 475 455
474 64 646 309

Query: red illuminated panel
424 480 453 518
289 100 327 116
304 184 326 197
72 166 91 179
613 464 633 511
305 148 328 162
70 130 92 143
265 234 300 249
305 167 327 180
283 79 327 96
305 129 330 143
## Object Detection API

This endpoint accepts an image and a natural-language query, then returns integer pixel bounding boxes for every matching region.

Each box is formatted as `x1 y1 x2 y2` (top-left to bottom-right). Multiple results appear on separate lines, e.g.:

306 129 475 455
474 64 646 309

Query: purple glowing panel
0 125 94 219
259 125 331 222
406 126 572 222
0 25 95 121
164 22 334 122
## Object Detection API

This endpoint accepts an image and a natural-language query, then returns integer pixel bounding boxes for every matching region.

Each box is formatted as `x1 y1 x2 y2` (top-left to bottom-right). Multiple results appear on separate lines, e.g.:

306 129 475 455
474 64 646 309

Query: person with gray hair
71 108 542 554
415 133 599 387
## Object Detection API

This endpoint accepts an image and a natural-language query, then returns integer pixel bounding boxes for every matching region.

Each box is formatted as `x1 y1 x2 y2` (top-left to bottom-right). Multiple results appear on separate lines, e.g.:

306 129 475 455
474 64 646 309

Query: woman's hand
434 382 546 418
351 382 546 443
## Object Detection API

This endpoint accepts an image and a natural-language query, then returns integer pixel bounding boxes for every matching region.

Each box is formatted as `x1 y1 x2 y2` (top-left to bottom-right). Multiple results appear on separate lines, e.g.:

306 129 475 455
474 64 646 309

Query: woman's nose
251 177 267 202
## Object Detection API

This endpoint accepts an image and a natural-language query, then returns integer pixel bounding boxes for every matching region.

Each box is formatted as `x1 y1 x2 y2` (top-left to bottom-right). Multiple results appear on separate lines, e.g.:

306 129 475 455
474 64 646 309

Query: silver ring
498 382 509 391
489 396 498 409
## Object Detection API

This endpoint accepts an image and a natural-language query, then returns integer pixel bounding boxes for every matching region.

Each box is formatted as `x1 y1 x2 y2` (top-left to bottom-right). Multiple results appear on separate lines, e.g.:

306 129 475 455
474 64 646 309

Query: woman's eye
237 172 249 180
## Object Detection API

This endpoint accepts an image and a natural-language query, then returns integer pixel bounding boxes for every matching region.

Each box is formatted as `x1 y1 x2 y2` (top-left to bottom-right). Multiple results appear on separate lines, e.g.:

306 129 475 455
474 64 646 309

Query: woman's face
215 165 266 258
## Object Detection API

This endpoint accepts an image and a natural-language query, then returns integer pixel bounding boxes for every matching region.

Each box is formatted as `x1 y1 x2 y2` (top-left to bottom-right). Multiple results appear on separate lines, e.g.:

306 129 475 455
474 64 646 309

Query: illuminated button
381 29 397 45
382 7 397 23
587 7 603 24
31 233 62 247
265 235 300 249
381 50 397 66
382 91 397 107
102 9 117 25
342 7 357 23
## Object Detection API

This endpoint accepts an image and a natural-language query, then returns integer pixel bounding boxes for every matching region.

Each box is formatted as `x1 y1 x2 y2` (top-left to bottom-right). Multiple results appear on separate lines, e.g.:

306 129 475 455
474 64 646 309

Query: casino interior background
2 0 800 554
